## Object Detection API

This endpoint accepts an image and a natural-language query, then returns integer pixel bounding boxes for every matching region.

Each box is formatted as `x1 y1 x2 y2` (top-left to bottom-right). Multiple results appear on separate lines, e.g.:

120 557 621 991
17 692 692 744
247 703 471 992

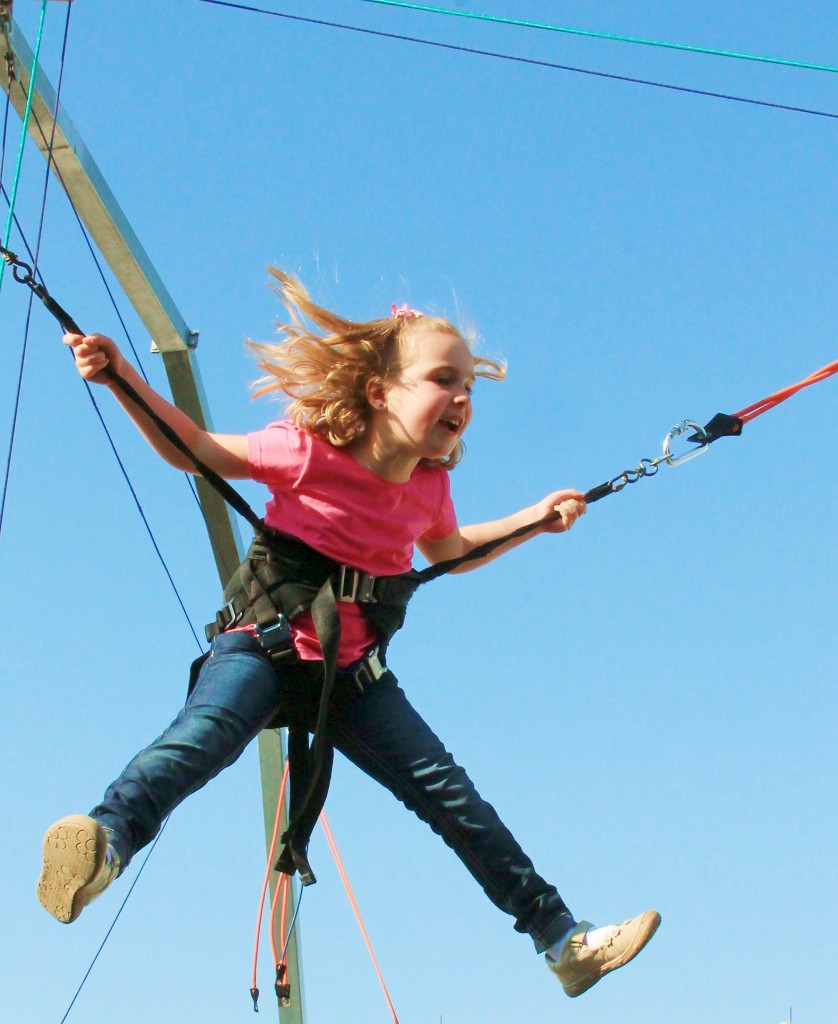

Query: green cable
357 0 838 74
0 0 49 294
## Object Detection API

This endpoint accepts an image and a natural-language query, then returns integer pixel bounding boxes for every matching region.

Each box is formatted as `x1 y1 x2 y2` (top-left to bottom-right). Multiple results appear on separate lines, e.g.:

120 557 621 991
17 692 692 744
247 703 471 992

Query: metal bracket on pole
1 2 15 84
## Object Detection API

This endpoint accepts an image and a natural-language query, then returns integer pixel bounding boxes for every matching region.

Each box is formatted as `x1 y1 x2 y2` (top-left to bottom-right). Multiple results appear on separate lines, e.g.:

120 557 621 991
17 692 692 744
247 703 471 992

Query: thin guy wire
0 4 71 536
194 0 838 120
0 239 37 535
1 78 11 184
0 139 205 653
10 73 215 540
33 117 210 536
5 17 212 1020
7 73 208 524
355 0 838 74
6 1 222 567
79 379 205 650
0 0 47 293
0 109 13 530
23 13 201 1011
0 62 204 651
12 79 150 380
1 28 198 1019
56 819 170 1024
278 884 305 965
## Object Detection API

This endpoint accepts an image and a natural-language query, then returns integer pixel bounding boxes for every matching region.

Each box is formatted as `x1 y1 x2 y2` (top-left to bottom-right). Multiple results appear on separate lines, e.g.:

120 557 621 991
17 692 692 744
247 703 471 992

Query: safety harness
203 524 423 884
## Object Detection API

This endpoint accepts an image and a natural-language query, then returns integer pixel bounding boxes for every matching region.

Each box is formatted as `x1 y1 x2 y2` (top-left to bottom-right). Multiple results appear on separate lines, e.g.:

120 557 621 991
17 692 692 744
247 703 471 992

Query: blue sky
2 3 835 1023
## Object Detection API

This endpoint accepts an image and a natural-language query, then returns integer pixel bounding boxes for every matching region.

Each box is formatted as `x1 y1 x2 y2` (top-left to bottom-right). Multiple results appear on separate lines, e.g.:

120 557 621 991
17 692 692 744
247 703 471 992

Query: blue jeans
92 631 574 951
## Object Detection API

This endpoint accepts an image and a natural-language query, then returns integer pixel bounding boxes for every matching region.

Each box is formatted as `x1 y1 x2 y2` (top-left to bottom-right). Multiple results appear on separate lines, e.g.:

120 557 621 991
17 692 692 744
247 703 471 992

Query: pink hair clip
391 303 423 320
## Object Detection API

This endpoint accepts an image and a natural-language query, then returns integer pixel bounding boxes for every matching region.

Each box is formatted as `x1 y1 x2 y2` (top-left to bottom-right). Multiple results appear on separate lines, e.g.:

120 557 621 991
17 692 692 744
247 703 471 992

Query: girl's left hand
537 489 587 533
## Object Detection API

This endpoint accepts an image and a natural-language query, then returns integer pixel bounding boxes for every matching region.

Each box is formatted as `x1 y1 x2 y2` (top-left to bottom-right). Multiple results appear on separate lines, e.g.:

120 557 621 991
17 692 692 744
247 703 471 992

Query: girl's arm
417 489 586 573
64 332 251 479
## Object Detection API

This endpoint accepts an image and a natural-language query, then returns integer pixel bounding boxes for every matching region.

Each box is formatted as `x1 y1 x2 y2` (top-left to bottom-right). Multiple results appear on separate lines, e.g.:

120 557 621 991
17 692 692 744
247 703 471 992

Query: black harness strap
277 575 342 884
0 247 265 530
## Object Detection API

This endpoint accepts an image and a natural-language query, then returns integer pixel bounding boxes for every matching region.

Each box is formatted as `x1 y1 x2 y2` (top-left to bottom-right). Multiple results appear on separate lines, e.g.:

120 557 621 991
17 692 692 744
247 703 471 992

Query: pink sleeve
421 469 458 541
247 421 309 486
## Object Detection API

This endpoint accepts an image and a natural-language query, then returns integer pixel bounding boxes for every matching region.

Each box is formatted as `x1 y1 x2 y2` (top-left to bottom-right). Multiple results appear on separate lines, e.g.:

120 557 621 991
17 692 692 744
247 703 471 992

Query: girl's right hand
63 332 124 384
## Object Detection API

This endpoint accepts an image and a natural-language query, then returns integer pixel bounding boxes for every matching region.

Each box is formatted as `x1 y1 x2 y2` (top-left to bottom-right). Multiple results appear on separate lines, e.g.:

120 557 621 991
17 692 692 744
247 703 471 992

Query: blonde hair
249 267 505 469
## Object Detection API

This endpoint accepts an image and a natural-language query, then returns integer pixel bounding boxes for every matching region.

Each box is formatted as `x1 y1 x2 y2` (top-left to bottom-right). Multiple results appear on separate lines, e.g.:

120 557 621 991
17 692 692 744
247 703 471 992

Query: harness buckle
337 565 357 602
218 598 243 630
353 646 386 693
205 598 244 641
337 565 378 604
257 616 297 666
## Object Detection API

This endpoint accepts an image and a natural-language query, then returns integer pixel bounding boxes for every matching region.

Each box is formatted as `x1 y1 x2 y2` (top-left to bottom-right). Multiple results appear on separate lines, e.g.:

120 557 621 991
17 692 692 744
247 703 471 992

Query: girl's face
373 326 476 464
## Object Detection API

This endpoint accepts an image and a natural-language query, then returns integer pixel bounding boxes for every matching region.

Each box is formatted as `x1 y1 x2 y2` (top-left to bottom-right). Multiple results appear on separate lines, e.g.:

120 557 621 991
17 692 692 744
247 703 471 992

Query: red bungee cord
733 357 838 424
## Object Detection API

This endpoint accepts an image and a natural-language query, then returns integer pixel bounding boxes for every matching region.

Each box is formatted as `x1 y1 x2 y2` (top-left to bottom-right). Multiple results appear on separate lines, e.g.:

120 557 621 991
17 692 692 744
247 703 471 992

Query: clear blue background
2 3 835 1023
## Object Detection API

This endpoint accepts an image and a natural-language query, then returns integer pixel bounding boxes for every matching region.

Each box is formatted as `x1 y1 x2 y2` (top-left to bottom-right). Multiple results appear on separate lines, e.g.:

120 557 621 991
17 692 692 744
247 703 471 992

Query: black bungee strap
1 246 743 579
4 252 746 882
0 246 266 531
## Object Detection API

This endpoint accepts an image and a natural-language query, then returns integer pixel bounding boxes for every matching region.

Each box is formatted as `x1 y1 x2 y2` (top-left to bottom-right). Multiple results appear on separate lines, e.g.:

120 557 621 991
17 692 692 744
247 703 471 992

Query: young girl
38 269 659 998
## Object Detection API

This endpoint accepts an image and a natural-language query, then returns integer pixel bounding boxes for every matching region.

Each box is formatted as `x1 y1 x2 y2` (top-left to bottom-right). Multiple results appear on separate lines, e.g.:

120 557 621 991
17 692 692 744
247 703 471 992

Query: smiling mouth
438 418 462 435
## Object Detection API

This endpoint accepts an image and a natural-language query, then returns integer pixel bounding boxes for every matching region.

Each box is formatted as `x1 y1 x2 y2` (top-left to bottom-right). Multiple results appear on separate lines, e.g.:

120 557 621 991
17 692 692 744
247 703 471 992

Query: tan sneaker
37 814 120 923
547 910 661 997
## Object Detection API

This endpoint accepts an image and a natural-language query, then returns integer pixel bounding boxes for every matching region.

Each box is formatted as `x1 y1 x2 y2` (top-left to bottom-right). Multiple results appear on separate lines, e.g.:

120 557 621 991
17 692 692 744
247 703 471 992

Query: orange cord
250 764 400 1023
734 357 838 424
268 870 292 969
251 758 290 996
320 810 401 1024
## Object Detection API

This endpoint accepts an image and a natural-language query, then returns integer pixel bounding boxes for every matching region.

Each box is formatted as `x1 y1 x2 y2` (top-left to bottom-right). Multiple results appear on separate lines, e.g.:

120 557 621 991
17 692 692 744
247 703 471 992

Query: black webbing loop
276 575 341 885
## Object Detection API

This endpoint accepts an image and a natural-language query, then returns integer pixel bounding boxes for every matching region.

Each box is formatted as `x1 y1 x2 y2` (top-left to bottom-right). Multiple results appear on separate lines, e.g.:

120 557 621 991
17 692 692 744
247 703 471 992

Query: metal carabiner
0 245 35 285
662 420 709 466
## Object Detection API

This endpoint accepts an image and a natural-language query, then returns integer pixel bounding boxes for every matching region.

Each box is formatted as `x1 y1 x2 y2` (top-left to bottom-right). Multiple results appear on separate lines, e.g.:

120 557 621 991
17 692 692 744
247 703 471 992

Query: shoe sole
564 910 662 997
37 815 107 923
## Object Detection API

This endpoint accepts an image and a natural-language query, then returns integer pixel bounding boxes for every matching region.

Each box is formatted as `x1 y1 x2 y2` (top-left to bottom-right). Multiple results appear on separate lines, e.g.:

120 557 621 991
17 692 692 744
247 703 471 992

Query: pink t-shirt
247 421 457 665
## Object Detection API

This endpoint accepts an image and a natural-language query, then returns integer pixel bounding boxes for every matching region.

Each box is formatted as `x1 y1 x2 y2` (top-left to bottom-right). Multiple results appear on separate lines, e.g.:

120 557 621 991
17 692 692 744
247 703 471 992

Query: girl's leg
90 632 282 867
38 632 283 923
328 667 575 952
